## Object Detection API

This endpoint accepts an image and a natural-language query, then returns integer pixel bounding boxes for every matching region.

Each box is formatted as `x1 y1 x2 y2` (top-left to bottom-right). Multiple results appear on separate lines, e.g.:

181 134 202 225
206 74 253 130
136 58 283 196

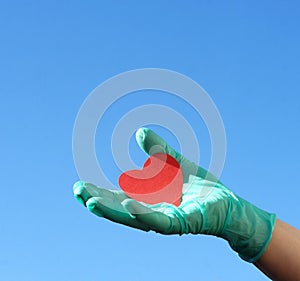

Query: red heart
118 153 183 206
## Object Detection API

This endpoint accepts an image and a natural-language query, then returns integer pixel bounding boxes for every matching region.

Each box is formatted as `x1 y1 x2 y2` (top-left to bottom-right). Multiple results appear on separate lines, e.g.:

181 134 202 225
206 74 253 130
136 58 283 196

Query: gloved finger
135 127 220 183
73 181 101 206
86 197 150 232
122 198 182 234
73 181 128 206
135 127 184 164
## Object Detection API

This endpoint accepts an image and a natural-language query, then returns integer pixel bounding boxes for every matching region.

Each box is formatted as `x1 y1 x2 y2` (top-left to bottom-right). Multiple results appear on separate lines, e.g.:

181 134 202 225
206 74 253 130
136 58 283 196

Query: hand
73 127 276 262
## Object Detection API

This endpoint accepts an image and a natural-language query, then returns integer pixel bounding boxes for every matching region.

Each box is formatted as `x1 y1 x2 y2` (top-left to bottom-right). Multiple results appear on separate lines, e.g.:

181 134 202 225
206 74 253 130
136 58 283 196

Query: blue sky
1 1 300 280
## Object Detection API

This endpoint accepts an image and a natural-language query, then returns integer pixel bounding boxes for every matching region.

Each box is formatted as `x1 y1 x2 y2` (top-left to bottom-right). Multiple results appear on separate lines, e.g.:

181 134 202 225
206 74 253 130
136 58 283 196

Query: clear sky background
1 1 300 280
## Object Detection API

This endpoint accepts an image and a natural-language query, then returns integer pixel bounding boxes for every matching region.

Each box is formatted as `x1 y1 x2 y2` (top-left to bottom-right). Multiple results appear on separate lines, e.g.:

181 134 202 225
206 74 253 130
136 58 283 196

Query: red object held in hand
118 153 183 206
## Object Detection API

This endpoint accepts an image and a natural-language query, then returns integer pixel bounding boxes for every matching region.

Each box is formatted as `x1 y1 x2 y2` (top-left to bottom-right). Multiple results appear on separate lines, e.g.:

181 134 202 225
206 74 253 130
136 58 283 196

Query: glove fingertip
73 180 85 192
86 197 97 210
121 198 139 218
86 197 104 217
122 198 155 215
135 127 148 150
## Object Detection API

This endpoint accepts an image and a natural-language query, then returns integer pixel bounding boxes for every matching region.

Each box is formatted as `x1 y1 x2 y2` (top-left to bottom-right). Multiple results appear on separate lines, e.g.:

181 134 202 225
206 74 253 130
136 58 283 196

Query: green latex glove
73 127 276 263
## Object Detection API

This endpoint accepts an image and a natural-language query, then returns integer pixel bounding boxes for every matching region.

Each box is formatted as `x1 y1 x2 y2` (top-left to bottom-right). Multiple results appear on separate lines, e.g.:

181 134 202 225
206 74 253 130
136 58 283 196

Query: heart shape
118 153 183 206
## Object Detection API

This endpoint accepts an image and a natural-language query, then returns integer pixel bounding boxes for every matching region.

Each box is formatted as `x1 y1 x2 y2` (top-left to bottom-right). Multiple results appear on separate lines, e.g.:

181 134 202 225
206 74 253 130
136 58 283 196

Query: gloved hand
73 127 276 263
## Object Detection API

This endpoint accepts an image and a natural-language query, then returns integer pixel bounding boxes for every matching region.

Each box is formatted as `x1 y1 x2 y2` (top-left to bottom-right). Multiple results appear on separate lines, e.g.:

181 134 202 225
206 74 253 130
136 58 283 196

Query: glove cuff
220 196 276 263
